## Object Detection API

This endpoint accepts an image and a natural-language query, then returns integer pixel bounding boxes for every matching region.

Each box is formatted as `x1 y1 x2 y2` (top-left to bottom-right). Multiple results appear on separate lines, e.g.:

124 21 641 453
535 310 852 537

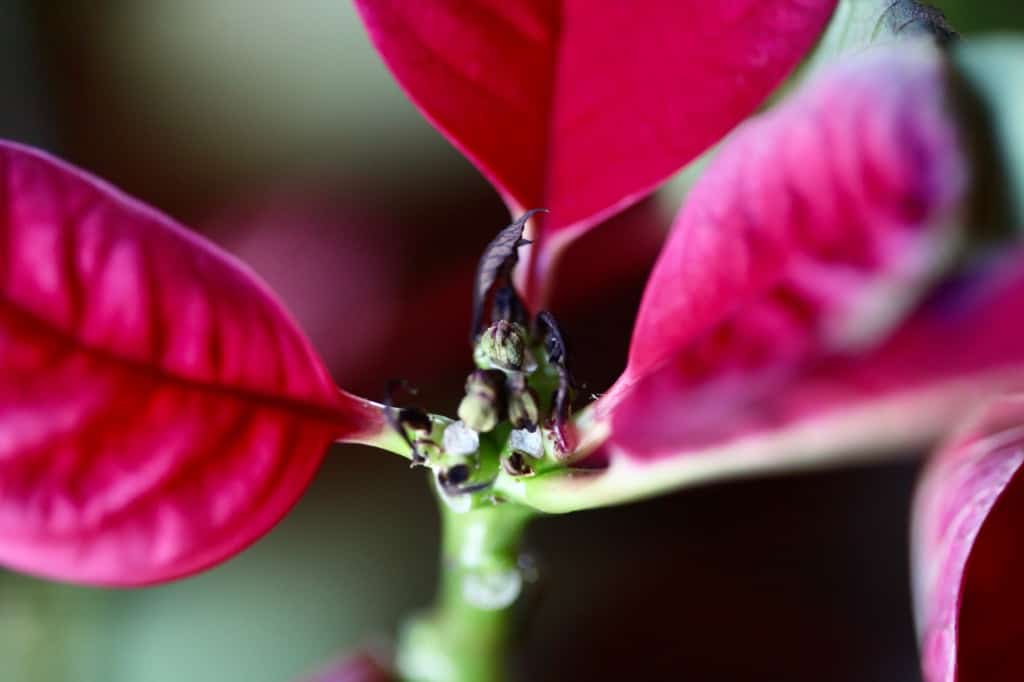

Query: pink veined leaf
353 0 837 305
507 45 1024 511
0 141 383 586
913 394 1024 682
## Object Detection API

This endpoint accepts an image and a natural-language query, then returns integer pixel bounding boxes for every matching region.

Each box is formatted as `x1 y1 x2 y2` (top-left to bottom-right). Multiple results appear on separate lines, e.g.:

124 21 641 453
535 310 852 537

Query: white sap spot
443 421 479 456
462 567 522 610
509 428 542 458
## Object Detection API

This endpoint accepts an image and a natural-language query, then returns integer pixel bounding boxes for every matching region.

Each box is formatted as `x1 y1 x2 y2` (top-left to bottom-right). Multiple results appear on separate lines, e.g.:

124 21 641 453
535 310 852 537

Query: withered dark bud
411 427 441 464
383 379 434 466
437 461 494 496
533 312 577 446
444 463 471 486
476 320 528 371
552 366 577 430
506 372 540 431
501 451 534 478
492 285 527 326
470 208 548 340
534 311 572 372
457 369 506 432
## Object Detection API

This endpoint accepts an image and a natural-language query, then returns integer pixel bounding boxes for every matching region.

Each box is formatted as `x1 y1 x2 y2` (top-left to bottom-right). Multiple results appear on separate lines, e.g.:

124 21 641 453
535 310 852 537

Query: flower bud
508 383 540 431
475 320 528 371
457 369 506 432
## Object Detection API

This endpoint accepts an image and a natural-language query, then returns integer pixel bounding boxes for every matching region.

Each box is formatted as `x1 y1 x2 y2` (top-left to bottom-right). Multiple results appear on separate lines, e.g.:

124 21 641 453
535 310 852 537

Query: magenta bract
913 395 1024 682
596 45 999 462
354 0 837 302
626 46 967 384
607 252 1024 461
0 142 381 585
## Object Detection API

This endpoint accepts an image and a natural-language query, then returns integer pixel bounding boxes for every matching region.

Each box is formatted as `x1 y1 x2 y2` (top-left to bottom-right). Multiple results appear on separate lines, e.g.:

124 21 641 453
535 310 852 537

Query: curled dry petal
510 46 1024 511
0 141 382 585
913 395 1024 682
354 0 837 302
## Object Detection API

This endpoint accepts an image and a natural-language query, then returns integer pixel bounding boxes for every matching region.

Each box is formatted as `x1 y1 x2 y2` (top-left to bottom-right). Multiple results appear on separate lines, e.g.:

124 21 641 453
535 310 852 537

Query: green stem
397 497 534 682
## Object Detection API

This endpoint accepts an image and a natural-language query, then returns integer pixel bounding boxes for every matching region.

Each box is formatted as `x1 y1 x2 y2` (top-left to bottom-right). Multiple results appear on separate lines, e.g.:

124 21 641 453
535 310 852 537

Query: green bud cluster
460 319 547 438
462 317 552 432
445 313 576 487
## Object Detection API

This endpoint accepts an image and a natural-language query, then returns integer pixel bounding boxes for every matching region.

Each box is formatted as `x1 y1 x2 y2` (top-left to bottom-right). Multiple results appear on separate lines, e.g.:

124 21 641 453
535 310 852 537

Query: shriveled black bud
534 311 572 372
548 364 574 454
501 451 534 478
399 408 432 434
533 312 577 450
457 369 507 432
383 379 435 466
470 209 548 339
492 285 527 326
436 462 493 496
444 463 471 486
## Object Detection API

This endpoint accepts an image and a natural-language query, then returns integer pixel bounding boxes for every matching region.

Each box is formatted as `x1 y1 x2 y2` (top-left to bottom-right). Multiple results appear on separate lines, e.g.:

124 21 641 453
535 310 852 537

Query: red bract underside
0 142 381 585
354 0 837 303
913 396 1024 682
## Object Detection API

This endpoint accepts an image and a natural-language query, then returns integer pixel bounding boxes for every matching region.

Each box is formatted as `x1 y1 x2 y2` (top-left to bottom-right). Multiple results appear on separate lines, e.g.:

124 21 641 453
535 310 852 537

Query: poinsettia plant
4 1 1024 680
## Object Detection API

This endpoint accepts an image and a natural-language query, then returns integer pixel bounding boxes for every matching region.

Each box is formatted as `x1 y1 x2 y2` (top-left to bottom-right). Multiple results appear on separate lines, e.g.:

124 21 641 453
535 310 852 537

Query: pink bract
913 395 1024 682
0 141 381 585
625 45 967 384
501 46 1024 513
354 0 837 303
601 44 986 461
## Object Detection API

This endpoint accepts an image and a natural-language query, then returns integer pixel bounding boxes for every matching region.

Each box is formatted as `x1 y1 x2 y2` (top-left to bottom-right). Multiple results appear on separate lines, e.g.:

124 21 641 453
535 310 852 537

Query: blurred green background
1 2 1022 681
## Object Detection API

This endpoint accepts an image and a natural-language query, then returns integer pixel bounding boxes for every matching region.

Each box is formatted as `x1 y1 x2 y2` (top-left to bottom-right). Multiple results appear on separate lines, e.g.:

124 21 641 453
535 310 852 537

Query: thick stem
397 498 534 682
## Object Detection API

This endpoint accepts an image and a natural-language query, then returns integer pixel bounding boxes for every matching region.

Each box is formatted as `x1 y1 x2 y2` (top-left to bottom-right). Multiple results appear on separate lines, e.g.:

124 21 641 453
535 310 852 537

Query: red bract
515 46 1024 508
625 46 967 382
354 0 837 303
603 43 976 454
913 395 1024 682
0 142 382 585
